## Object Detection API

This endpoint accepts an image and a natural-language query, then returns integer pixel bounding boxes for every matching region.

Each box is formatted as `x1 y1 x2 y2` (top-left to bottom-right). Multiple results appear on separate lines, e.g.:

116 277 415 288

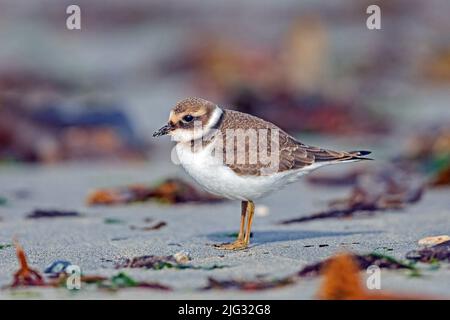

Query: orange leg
215 201 254 250
237 201 248 240
243 201 255 245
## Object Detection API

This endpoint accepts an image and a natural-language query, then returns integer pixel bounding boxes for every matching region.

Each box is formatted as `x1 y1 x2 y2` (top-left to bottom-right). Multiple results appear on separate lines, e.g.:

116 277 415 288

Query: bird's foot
214 239 248 251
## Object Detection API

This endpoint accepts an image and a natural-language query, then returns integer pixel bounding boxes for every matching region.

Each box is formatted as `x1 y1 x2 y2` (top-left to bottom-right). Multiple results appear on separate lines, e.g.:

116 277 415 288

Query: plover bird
154 97 371 250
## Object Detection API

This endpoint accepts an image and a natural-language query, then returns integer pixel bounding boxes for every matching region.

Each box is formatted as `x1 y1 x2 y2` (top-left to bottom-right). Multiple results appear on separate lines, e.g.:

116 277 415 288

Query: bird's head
153 97 222 142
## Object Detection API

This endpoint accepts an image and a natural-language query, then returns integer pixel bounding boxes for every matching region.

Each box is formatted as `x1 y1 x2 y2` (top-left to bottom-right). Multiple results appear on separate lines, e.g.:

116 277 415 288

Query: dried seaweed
104 218 126 224
298 252 415 278
5 241 170 291
79 275 108 284
130 221 167 231
96 272 171 291
430 165 450 187
5 241 84 289
115 254 225 271
280 204 375 224
406 240 450 263
10 241 45 287
281 167 424 224
49 272 170 291
317 253 428 300
115 255 179 269
203 276 295 291
87 178 224 206
317 253 363 299
26 209 81 219
111 237 129 241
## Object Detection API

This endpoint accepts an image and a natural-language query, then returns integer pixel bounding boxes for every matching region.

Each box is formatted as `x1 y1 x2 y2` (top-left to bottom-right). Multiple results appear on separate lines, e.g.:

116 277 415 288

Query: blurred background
0 0 449 180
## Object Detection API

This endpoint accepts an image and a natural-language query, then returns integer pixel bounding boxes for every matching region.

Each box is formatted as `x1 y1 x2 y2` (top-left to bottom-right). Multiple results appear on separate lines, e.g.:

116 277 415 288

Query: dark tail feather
347 150 373 161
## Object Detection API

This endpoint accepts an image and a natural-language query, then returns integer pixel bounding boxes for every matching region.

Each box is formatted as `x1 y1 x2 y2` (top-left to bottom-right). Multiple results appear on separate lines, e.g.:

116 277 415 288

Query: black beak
153 124 172 137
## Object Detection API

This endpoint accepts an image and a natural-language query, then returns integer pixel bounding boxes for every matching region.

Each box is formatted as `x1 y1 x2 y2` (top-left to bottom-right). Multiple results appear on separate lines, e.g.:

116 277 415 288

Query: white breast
175 139 316 201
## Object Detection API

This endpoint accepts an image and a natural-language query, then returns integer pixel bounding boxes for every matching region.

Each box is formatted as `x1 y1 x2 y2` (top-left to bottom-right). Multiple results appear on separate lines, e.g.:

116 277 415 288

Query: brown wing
218 109 369 176
275 134 359 172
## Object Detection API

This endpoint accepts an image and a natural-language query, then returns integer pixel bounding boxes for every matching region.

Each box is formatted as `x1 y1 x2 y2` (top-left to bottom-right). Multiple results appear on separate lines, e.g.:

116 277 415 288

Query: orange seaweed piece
87 178 223 206
86 189 122 205
317 253 363 300
431 166 450 187
318 253 433 300
11 240 45 287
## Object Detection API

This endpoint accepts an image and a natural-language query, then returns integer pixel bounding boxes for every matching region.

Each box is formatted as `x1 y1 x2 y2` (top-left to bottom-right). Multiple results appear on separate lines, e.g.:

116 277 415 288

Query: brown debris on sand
87 178 224 205
26 209 81 219
406 240 450 263
96 272 171 291
317 253 431 300
6 240 171 291
129 221 167 231
298 252 414 278
10 240 45 287
430 165 450 187
203 276 295 291
282 166 424 224
114 252 226 271
115 255 182 269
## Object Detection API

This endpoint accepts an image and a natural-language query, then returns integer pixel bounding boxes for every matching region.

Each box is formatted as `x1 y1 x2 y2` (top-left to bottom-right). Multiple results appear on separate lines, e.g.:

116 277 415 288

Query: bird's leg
237 201 248 241
243 200 255 245
214 201 249 250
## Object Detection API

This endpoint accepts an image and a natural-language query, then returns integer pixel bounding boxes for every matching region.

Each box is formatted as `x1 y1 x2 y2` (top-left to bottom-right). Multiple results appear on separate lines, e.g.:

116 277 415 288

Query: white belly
175 142 317 200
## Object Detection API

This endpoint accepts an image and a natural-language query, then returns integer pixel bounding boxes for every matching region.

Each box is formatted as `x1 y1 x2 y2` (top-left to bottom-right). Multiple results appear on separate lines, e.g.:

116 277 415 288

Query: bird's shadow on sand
206 230 382 246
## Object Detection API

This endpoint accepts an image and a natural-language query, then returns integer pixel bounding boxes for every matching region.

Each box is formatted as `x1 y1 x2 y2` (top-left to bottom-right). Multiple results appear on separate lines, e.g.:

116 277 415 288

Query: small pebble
173 251 190 263
255 205 270 217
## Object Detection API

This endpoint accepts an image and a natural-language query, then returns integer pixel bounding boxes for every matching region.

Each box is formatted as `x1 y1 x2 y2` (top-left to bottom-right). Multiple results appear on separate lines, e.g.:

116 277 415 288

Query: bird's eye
182 115 194 122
